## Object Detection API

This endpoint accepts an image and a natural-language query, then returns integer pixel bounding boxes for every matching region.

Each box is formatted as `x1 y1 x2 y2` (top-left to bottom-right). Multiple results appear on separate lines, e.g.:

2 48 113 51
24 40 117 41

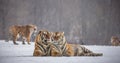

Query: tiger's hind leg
65 44 75 56
12 35 19 45
21 36 26 45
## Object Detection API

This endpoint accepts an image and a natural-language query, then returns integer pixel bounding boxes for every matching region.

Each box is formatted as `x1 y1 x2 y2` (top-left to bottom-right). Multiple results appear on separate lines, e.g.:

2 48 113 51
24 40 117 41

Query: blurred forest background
0 0 120 45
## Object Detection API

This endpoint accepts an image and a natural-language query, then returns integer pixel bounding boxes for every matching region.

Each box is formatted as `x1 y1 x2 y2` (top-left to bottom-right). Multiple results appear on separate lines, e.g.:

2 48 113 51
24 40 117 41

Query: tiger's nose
45 39 51 42
48 39 51 41
45 40 47 42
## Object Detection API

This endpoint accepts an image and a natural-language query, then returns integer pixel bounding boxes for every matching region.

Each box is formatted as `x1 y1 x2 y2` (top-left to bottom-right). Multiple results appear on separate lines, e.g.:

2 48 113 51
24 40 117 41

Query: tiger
51 32 74 56
111 36 120 46
51 32 103 56
33 30 62 56
6 24 37 45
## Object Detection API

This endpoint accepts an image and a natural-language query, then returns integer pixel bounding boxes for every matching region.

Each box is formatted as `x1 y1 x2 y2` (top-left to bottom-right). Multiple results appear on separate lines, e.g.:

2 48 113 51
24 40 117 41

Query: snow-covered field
0 40 120 63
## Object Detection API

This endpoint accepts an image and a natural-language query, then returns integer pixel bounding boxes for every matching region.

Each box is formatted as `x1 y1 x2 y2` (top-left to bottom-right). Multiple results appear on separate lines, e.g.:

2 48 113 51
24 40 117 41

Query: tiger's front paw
28 43 31 45
14 43 19 45
22 42 26 45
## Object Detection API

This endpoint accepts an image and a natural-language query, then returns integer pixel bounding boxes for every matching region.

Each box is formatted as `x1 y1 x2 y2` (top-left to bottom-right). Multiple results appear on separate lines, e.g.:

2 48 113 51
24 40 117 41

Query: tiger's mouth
34 30 37 33
44 39 51 42
43 39 52 45
52 39 62 45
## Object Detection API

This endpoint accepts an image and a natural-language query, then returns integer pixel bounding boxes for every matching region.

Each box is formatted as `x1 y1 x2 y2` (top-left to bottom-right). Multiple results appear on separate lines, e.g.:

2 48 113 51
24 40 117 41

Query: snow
0 40 120 63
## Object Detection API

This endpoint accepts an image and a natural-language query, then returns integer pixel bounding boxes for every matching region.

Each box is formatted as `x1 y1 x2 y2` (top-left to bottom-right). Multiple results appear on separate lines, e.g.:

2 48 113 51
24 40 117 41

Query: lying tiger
33 30 103 56
111 36 120 46
51 32 103 56
6 24 37 45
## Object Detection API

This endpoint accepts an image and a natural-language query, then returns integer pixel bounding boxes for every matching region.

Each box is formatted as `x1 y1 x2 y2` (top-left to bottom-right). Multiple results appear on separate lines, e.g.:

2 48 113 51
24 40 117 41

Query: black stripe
61 41 67 55
36 42 46 54
47 43 62 56
46 45 51 56
52 43 62 56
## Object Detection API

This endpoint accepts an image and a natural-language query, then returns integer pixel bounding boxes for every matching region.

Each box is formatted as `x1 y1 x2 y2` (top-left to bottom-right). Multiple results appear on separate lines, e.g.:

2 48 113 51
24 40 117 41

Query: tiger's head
38 30 53 44
52 32 65 45
26 24 37 34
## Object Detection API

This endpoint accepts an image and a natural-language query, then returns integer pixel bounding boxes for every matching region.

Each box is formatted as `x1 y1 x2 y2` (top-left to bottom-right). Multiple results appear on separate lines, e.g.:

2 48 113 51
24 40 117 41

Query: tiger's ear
62 32 64 35
38 31 42 34
49 32 52 34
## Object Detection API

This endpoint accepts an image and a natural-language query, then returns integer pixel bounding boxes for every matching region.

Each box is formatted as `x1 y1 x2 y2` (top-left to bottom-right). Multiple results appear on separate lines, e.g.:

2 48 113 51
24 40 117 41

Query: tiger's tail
78 45 103 56
83 52 103 56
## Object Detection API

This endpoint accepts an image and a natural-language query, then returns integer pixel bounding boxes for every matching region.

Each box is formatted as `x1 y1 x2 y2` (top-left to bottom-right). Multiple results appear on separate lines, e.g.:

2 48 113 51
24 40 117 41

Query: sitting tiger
51 32 103 56
6 24 37 45
33 30 62 56
111 36 120 46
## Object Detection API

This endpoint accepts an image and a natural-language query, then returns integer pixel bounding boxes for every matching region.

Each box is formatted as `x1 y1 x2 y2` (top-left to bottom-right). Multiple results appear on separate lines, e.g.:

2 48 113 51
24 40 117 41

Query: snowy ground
0 40 120 63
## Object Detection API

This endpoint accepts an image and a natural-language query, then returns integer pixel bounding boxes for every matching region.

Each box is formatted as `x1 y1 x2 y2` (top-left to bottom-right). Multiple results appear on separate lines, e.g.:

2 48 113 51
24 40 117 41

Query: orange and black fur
33 30 61 56
51 32 103 56
33 31 103 56
6 24 37 45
